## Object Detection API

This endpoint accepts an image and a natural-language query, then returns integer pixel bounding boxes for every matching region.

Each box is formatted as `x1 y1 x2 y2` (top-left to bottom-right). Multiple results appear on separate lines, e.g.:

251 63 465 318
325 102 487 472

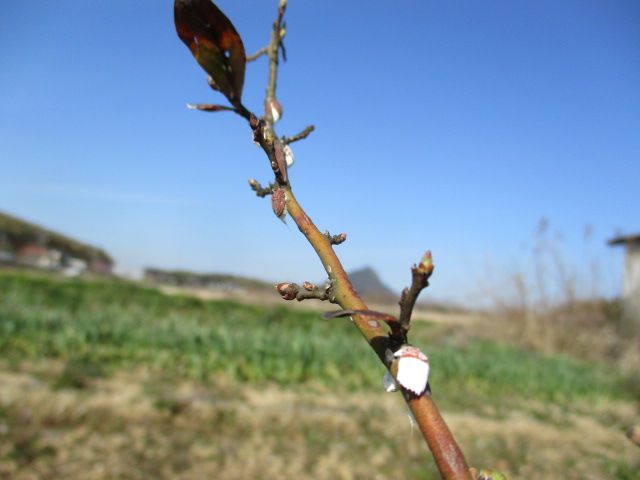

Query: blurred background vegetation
0 267 638 479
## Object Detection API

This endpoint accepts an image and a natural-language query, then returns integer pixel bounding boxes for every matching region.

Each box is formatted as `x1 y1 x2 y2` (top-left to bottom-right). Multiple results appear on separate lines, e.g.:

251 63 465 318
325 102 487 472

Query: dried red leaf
186 103 234 112
271 188 286 219
323 309 398 324
174 0 246 106
323 309 403 337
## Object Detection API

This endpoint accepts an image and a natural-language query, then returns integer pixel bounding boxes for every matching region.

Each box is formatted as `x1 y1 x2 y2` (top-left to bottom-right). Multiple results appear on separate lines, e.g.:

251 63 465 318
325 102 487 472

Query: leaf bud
266 99 283 123
417 251 434 276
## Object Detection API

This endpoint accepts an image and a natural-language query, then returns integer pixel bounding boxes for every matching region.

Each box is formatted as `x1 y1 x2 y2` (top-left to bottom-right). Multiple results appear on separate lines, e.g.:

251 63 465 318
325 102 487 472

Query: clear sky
1 1 639 304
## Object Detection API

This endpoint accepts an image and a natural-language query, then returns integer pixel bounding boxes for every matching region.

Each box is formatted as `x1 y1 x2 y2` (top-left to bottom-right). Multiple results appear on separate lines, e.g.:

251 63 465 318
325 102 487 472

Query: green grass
0 270 633 405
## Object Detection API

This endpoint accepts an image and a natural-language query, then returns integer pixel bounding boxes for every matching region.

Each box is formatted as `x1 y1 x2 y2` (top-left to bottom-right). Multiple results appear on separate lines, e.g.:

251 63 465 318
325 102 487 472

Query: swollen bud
276 282 297 300
335 233 347 244
266 99 283 123
417 251 434 276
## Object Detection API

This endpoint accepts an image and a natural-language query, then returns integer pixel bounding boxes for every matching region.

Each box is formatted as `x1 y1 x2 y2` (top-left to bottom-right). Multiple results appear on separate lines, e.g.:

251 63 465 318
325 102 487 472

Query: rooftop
0 211 113 264
608 234 640 246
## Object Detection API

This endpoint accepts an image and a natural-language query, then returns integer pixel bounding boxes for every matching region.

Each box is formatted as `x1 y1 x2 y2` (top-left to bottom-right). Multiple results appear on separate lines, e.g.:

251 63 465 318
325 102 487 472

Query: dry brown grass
471 221 640 380
0 363 637 480
480 301 640 374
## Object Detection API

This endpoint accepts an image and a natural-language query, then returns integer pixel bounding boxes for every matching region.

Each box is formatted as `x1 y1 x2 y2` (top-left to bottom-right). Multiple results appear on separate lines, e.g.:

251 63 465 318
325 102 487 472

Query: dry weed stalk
481 220 639 370
173 1 499 477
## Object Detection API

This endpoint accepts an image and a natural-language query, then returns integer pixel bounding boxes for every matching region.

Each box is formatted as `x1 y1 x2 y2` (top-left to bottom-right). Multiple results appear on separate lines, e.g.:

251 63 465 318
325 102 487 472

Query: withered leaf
273 140 289 184
323 309 398 324
323 309 404 338
186 103 234 112
174 0 246 106
271 188 286 219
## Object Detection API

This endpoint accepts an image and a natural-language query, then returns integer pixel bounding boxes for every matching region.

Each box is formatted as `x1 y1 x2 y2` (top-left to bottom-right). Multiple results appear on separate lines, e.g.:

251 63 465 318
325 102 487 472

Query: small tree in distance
173 1 504 478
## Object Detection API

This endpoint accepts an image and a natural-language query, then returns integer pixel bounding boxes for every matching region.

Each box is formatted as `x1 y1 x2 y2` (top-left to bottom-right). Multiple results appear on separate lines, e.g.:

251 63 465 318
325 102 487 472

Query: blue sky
1 1 639 304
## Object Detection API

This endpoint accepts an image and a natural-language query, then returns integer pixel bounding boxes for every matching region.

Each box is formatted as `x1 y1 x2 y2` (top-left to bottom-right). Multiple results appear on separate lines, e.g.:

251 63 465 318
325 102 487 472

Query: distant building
61 254 88 277
88 257 111 275
0 232 15 263
608 233 640 327
17 245 60 269
0 211 114 275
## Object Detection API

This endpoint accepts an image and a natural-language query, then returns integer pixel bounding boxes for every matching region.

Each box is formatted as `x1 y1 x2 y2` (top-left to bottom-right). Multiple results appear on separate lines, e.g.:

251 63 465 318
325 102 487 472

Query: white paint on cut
394 346 430 396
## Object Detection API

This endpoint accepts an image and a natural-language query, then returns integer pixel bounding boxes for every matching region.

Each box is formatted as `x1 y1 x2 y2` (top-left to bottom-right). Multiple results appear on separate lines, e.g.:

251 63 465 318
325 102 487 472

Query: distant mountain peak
348 266 396 301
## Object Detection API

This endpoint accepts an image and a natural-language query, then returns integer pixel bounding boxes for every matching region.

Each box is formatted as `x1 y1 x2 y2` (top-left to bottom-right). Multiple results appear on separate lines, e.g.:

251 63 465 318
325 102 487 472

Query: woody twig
174 1 474 477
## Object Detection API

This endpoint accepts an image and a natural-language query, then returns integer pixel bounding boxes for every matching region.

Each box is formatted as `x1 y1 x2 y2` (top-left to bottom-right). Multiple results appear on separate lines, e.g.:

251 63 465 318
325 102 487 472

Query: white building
609 234 640 326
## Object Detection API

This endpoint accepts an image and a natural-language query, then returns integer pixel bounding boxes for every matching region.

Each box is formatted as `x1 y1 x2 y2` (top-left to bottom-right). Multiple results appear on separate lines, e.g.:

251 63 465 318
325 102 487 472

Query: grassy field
0 270 638 478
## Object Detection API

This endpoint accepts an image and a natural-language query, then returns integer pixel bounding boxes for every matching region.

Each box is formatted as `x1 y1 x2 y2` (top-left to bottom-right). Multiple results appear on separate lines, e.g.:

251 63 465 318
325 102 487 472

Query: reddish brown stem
178 0 472 476
284 188 471 479
408 395 472 479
